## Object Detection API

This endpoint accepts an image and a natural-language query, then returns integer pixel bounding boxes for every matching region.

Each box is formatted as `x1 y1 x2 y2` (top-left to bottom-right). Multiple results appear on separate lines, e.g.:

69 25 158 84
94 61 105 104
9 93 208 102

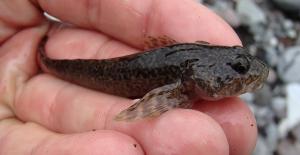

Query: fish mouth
242 65 269 93
243 78 263 93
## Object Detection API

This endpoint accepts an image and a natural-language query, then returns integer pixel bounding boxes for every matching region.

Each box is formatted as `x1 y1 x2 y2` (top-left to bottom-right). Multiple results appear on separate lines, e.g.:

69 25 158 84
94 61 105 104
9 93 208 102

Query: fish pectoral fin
114 82 193 121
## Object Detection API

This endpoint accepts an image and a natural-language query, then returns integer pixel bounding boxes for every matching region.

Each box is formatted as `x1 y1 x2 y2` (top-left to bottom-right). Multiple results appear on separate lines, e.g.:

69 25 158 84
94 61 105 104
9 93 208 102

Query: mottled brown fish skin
38 37 269 121
39 38 267 99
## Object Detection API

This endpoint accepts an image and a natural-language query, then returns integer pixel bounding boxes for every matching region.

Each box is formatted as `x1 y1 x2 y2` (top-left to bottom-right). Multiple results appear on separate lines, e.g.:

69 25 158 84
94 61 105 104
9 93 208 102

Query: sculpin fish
38 36 269 121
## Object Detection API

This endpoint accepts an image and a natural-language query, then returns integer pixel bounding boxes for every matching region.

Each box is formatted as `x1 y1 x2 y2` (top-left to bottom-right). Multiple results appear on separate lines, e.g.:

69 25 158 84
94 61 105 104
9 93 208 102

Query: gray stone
272 0 300 13
277 139 300 155
267 68 277 84
286 29 297 39
265 46 279 67
262 29 278 48
252 135 273 155
297 35 300 45
277 46 300 83
279 83 300 137
240 92 254 104
236 0 267 25
291 124 300 143
211 1 241 27
265 122 279 153
254 85 272 107
272 85 286 97
255 107 274 128
271 97 287 119
251 25 266 42
282 19 294 30
282 20 297 38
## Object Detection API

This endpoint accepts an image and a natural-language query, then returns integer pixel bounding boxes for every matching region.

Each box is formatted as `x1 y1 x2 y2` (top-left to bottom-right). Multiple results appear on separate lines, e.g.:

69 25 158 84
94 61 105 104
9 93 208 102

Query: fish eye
227 55 250 74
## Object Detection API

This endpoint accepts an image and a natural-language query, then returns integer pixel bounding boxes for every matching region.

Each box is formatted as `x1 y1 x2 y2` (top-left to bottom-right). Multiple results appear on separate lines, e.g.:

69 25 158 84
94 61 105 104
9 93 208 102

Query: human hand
0 0 257 154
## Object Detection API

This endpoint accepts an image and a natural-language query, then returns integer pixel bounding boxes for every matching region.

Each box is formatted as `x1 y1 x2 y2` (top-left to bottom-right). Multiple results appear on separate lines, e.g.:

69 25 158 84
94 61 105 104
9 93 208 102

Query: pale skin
0 0 257 155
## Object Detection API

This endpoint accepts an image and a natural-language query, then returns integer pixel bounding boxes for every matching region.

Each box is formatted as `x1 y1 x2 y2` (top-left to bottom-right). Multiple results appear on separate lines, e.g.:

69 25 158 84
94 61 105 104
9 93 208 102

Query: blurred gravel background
199 0 300 154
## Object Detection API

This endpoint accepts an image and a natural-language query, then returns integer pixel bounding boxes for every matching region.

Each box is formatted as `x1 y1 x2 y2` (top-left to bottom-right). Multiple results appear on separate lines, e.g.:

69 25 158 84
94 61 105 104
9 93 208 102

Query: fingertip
195 97 257 155
138 109 229 155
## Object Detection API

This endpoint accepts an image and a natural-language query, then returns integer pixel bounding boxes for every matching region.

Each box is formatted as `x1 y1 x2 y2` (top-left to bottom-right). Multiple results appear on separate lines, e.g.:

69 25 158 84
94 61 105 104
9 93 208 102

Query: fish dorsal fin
143 35 178 50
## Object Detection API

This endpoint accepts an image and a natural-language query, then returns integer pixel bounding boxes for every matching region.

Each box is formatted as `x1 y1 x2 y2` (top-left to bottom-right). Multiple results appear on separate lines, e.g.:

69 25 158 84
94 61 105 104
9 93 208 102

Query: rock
240 92 254 104
265 122 280 153
282 19 294 30
277 46 300 83
210 1 241 27
271 97 287 120
251 24 266 42
267 68 277 84
254 85 273 107
297 35 300 45
279 83 300 137
282 19 297 39
256 106 275 128
265 46 279 67
252 135 273 155
272 0 300 13
291 124 300 143
236 0 267 25
272 85 286 97
277 139 300 155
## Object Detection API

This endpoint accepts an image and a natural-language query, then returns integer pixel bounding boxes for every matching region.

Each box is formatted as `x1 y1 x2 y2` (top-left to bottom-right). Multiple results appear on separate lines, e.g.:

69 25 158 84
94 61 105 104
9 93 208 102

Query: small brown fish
38 36 269 121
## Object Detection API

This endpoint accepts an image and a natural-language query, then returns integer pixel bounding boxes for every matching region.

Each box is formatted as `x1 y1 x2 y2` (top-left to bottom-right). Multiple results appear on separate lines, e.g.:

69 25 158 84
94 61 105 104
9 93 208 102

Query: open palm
0 0 257 155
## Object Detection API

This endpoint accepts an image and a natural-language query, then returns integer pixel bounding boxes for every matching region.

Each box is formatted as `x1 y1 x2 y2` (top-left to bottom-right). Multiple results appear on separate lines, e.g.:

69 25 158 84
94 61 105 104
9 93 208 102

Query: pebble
266 68 277 84
210 1 241 27
254 85 273 107
271 97 287 120
265 46 279 67
279 83 300 137
291 124 300 143
277 46 300 83
240 92 254 104
282 20 297 38
277 139 300 155
253 135 273 155
265 122 280 153
272 0 300 13
236 0 267 25
255 106 274 128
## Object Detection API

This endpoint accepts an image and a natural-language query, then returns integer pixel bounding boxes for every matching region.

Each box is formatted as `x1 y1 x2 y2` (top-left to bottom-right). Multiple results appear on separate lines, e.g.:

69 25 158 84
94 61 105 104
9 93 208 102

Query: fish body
39 37 269 121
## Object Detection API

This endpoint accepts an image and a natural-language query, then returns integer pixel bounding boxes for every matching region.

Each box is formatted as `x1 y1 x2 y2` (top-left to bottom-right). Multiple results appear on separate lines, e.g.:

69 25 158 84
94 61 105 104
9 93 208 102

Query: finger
0 24 48 120
0 0 44 43
44 25 138 60
113 109 230 155
35 0 241 47
17 75 229 154
0 119 143 155
194 98 257 155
